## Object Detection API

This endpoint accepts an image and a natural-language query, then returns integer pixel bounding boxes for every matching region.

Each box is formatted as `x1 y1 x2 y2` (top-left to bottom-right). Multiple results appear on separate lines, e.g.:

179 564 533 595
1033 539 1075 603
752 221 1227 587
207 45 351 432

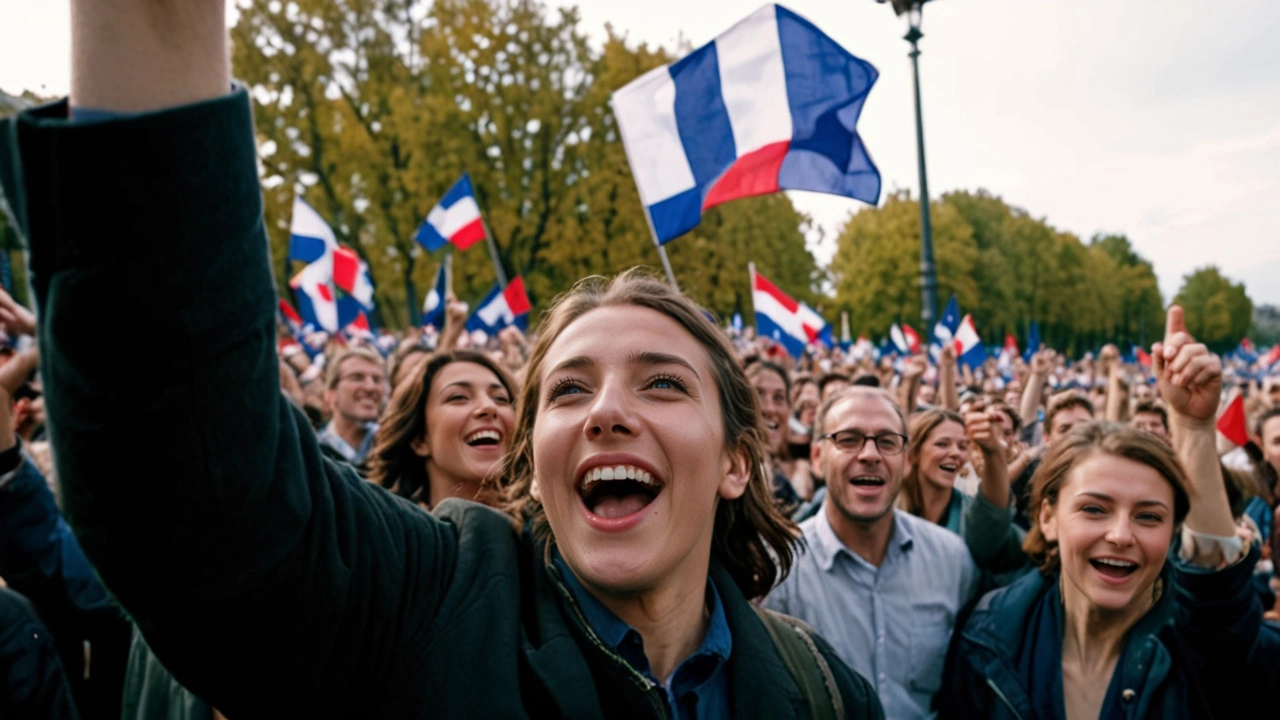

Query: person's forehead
828 393 900 430
542 305 712 378
342 356 384 374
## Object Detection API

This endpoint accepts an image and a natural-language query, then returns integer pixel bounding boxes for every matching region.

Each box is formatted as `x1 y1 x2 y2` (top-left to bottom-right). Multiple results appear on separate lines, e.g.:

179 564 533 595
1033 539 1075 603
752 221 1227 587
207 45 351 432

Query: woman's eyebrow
628 351 701 381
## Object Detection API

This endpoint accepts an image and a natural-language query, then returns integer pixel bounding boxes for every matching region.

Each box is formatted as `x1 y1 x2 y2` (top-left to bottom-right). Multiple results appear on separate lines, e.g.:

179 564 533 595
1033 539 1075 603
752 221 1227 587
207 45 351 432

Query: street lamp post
880 0 938 329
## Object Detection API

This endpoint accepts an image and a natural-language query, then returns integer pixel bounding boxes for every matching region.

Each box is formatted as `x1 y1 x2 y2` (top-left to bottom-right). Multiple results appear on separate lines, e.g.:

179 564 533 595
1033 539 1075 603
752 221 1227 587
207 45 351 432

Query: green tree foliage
231 0 817 327
832 189 1168 355
1174 266 1253 351
1251 305 1280 347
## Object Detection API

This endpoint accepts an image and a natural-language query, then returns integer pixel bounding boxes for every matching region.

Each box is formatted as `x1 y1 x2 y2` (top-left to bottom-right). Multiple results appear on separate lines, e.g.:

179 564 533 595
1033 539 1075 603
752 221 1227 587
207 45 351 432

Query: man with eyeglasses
316 347 388 468
765 386 977 720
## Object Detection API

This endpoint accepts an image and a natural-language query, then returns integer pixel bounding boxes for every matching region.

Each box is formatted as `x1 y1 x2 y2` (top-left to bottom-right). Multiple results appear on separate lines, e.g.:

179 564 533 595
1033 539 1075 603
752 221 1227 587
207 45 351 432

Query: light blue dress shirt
764 506 978 720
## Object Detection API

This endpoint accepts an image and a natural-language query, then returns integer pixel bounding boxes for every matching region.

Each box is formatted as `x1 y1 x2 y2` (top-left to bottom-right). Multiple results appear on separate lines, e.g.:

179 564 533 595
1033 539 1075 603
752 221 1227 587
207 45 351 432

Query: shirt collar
812 503 916 572
552 551 732 668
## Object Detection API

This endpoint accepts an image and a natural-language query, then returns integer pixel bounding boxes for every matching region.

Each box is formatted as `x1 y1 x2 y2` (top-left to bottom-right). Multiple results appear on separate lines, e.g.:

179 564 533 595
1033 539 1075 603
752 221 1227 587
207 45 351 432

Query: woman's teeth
465 429 502 444
581 465 657 490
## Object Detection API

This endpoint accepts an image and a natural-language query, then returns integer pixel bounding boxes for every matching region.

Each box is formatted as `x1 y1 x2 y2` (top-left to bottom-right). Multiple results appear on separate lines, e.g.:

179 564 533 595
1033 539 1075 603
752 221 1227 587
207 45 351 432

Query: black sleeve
0 91 460 716
811 632 885 720
934 599 989 720
0 587 80 720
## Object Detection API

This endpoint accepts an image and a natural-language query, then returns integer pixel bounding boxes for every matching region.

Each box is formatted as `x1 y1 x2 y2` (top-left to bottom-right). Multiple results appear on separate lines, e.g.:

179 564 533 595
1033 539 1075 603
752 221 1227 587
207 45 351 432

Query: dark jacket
938 544 1262 720
0 90 883 718
0 443 131 719
0 586 80 719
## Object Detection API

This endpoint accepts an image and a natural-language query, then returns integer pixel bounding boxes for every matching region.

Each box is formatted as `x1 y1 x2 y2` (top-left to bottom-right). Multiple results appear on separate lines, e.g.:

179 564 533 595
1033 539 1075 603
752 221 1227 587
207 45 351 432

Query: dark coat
937 544 1263 720
0 89 883 719
0 587 80 719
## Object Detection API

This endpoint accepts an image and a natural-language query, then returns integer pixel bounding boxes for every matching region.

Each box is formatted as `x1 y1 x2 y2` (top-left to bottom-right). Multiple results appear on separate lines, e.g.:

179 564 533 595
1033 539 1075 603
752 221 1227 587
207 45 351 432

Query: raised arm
899 354 926 414
939 345 960 411
1019 348 1052 433
1154 306 1235 538
0 2 460 715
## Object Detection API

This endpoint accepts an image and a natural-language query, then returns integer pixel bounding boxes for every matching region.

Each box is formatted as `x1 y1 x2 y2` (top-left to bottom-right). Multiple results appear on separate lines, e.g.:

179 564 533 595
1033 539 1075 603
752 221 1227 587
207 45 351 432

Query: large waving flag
466 277 532 334
422 263 449 330
751 270 828 358
612 4 880 244
416 174 487 252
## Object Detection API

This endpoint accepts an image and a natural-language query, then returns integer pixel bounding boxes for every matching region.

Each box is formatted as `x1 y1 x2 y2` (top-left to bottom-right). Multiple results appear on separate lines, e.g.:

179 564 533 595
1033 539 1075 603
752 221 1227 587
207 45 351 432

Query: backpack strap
753 606 844 720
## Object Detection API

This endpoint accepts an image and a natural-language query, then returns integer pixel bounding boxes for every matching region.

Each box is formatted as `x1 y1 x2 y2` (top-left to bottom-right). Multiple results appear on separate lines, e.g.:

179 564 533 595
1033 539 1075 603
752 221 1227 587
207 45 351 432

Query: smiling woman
939 309 1264 720
366 350 516 509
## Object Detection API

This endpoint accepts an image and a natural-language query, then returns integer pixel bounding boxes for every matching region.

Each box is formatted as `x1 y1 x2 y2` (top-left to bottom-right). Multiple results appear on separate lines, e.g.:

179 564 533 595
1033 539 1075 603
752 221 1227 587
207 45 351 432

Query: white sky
3 0 1278 306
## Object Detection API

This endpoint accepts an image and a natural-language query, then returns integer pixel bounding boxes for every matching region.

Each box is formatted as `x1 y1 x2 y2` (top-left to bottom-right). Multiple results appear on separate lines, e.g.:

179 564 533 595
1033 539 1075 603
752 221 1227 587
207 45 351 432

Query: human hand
0 289 36 337
1152 306 1221 425
965 409 1004 455
445 297 469 325
939 343 956 366
903 354 927 380
0 351 38 452
1031 347 1055 376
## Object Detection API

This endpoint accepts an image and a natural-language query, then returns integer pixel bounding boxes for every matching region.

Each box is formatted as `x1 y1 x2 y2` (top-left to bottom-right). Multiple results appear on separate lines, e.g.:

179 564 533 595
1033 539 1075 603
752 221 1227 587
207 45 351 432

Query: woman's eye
447 394 469 403
547 378 585 401
1137 513 1164 523
494 395 513 406
1081 505 1105 515
648 374 688 393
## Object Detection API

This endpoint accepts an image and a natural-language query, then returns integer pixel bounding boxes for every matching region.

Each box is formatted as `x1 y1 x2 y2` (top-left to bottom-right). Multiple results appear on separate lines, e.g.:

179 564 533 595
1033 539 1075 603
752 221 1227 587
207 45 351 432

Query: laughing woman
367 350 517 509
938 308 1263 720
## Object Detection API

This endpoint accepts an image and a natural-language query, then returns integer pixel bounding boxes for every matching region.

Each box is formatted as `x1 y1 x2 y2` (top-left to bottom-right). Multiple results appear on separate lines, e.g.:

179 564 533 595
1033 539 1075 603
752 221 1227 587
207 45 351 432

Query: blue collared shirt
317 421 378 465
554 555 732 720
764 506 978 720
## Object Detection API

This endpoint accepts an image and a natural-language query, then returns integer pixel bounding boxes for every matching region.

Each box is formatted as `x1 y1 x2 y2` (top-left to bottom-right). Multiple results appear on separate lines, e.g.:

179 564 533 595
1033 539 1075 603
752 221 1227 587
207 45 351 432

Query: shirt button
1122 689 1136 702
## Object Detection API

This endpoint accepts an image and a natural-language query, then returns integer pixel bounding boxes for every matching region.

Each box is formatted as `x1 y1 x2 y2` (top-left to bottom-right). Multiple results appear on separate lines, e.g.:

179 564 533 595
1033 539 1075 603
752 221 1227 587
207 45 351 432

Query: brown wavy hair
499 268 799 599
367 350 517 507
897 408 965 518
1023 421 1191 574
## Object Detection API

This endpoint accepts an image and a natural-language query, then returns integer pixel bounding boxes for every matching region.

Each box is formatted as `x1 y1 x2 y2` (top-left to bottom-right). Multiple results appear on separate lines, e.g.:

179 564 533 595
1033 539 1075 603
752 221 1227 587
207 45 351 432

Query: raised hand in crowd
0 289 36 339
938 344 960 411
964 407 1010 511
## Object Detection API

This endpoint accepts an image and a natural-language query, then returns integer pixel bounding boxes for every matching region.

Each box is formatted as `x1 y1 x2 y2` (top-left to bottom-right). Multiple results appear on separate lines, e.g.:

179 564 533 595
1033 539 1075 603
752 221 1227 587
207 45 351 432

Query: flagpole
478 217 509 289
638 196 677 287
444 251 454 299
747 262 757 333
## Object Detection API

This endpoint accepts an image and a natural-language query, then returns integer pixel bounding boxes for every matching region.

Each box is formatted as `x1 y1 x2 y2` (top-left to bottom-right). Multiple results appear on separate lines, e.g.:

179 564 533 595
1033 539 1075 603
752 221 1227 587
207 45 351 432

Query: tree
830 190 977 339
1251 305 1280 347
1174 266 1253 351
232 0 817 328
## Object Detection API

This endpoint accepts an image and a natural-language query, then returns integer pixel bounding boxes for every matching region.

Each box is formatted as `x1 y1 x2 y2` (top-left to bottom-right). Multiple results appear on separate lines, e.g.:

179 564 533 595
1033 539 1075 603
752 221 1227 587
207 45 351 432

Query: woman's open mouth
1089 557 1138 580
464 429 504 449
578 465 664 520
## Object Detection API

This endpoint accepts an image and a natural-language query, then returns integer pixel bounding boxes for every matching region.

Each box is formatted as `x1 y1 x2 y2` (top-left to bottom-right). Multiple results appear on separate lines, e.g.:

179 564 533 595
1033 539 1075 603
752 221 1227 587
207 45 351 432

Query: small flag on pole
415 174 487 252
422 263 449 330
466 276 532 334
751 268 828 358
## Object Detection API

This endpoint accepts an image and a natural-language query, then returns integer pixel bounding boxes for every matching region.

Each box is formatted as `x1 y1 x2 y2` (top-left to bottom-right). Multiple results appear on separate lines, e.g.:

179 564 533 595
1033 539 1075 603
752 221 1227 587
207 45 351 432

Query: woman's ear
1039 499 1058 542
718 446 751 501
410 435 431 459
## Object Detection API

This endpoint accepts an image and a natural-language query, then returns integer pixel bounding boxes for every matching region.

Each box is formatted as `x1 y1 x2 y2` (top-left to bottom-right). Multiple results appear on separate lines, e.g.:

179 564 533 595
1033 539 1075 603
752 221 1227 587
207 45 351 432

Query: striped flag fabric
466 277 532 334
415 174 487 252
751 270 827 358
612 4 880 244
422 262 448 330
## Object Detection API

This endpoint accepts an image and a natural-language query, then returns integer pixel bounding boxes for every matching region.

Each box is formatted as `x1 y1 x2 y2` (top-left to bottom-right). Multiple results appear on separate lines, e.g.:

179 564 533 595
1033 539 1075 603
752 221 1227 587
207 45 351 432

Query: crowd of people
0 1 1277 718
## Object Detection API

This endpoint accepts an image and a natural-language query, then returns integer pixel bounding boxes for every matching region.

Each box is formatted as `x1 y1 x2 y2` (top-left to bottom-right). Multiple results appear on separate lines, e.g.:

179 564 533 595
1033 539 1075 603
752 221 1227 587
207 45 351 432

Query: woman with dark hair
898 408 971 532
745 360 804 508
939 308 1262 720
366 349 517 509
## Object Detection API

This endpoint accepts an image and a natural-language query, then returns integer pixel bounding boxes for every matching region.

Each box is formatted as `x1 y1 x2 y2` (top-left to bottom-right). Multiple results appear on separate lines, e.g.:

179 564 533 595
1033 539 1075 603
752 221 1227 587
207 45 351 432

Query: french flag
290 260 339 334
954 314 986 368
752 270 827 358
890 323 921 355
612 4 880 244
289 197 338 264
466 277 533 334
416 174 487 252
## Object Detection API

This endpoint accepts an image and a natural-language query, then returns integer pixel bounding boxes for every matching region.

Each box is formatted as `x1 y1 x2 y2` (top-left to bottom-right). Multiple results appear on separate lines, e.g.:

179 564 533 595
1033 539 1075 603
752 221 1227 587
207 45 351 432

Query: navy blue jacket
0 447 130 718
0 586 79 718
937 543 1262 720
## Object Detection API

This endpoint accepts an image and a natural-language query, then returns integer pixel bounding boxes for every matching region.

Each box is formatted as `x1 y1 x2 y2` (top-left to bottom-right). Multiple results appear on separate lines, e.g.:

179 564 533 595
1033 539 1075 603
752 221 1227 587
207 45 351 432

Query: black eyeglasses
817 429 908 455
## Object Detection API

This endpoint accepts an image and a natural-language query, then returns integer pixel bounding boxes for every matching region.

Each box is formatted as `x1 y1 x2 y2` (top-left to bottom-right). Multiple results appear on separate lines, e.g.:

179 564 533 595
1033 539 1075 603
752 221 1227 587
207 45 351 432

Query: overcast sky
3 0 1277 307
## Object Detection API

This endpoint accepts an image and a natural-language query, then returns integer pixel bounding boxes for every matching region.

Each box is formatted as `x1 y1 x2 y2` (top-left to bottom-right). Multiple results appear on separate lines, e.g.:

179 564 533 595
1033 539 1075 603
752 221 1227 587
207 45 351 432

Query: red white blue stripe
466 277 532 335
416 174 487 252
752 270 828 358
612 4 880 244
